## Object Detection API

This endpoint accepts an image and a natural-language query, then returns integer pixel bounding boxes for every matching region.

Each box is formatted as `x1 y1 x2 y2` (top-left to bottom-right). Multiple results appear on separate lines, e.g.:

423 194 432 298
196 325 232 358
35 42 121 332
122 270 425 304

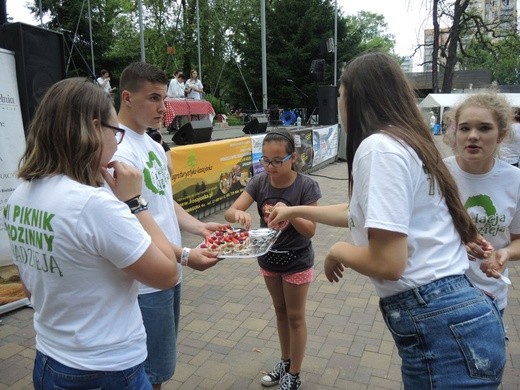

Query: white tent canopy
419 93 520 125
420 93 520 109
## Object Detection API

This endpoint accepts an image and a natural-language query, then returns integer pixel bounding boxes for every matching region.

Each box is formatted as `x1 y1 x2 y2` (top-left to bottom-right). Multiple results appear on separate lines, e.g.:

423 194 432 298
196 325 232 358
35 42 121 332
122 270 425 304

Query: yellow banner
171 137 252 214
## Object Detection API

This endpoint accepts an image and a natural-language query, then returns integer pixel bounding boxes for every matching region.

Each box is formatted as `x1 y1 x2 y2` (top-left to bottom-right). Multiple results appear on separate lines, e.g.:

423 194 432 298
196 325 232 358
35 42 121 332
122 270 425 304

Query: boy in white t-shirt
114 62 222 389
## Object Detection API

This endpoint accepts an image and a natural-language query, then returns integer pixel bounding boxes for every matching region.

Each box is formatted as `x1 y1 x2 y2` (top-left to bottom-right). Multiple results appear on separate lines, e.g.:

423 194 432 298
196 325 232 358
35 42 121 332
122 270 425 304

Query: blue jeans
379 275 505 389
33 350 151 389
138 283 181 385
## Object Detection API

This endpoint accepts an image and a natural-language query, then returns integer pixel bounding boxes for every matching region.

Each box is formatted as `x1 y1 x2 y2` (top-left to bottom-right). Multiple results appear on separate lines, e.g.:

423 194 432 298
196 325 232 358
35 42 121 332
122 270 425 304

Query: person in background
430 111 440 135
96 69 117 96
166 71 188 132
443 92 520 316
268 52 506 388
114 62 222 389
500 107 520 167
185 69 204 100
167 70 186 99
225 129 321 390
4 77 178 389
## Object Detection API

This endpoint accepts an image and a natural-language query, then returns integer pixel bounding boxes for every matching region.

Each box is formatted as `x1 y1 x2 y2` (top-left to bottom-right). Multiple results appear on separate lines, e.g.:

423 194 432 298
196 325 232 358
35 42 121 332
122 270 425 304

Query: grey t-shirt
245 172 321 272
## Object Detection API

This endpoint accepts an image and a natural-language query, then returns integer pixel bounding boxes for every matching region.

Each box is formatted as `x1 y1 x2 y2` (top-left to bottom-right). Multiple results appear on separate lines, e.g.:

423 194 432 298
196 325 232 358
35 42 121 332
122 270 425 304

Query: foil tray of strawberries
199 226 281 259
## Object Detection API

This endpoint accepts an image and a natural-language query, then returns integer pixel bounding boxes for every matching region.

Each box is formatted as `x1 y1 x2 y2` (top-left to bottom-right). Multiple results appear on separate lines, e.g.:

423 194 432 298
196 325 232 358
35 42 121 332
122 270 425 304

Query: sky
338 0 431 57
6 0 431 62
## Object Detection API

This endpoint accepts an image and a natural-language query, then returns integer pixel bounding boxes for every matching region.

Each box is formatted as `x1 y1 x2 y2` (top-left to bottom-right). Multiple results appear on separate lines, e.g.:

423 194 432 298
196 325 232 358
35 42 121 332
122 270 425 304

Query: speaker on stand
317 85 338 126
0 23 65 132
310 59 325 82
172 120 213 145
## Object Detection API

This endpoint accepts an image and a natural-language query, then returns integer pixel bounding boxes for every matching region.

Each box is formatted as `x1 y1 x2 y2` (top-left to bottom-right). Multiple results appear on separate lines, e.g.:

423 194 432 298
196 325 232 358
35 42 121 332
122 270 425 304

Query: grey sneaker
261 359 290 387
279 372 301 390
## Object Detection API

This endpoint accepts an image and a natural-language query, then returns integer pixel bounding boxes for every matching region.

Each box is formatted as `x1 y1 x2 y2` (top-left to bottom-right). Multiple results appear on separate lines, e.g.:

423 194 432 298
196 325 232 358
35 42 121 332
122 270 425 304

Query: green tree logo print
143 151 168 195
465 194 496 216
465 194 505 236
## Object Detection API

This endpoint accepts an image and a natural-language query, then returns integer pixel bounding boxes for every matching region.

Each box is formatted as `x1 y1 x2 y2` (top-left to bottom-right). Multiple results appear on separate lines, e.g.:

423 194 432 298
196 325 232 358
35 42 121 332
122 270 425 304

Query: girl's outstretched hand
268 203 290 230
324 245 346 283
268 205 291 228
233 210 252 230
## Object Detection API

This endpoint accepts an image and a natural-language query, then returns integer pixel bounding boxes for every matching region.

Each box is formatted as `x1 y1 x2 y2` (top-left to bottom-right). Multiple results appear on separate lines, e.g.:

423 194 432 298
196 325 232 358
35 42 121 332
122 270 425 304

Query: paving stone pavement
1 135 520 389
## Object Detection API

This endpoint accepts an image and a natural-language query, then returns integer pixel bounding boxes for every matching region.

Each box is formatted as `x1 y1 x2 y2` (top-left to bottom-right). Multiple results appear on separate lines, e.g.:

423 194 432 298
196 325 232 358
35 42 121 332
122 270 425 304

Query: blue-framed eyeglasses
102 122 125 144
259 153 292 168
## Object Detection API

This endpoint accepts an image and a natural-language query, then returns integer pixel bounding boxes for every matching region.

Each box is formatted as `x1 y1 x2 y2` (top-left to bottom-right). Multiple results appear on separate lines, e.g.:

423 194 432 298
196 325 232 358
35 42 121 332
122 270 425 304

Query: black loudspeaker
317 85 338 125
320 38 334 55
310 59 325 82
172 120 213 145
0 23 65 131
242 116 268 134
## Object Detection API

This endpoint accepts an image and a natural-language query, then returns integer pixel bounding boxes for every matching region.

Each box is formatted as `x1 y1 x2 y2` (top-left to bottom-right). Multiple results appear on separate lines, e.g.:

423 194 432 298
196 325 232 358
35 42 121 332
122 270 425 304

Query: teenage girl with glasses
224 129 321 390
5 78 178 389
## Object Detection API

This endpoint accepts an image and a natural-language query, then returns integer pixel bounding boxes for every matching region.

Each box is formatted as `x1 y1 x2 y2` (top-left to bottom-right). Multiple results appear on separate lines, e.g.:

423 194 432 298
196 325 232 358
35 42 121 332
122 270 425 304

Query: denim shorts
33 350 151 389
138 283 181 385
379 275 506 389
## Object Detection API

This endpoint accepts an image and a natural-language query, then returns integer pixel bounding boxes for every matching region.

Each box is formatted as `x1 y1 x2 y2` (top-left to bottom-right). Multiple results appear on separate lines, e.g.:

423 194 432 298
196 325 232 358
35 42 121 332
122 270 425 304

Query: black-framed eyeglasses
259 153 292 168
101 122 125 144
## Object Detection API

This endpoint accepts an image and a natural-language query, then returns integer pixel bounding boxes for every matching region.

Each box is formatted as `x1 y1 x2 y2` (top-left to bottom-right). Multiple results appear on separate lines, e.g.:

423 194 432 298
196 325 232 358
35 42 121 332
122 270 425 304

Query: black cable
308 173 348 181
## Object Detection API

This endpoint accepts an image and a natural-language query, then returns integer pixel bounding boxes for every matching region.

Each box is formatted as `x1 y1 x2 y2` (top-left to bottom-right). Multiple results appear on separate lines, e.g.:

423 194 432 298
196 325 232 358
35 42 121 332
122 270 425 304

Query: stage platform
161 123 287 146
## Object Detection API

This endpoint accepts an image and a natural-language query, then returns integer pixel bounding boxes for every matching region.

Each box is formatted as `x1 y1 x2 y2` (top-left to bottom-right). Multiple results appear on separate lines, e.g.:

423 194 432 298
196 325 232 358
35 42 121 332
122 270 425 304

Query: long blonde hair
18 78 113 187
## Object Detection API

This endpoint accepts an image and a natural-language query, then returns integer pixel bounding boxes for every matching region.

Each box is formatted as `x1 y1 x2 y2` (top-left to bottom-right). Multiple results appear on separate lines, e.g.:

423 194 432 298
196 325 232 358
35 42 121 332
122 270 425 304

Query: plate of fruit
200 225 281 259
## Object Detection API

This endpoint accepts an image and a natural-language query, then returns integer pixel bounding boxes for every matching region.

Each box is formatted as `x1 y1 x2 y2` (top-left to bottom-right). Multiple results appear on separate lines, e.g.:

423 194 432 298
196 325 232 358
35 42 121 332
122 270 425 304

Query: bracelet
180 247 190 266
132 205 148 215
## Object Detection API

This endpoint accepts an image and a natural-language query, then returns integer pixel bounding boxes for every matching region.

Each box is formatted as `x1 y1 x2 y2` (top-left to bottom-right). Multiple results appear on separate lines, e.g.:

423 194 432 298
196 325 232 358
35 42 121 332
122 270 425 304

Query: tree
428 0 519 92
440 0 470 92
23 0 396 113
220 1 395 112
461 35 520 85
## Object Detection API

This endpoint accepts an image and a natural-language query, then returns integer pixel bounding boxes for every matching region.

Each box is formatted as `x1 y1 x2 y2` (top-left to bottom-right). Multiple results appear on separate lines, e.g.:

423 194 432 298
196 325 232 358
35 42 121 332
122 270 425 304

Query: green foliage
26 0 397 111
461 35 520 85
204 93 229 115
226 116 244 126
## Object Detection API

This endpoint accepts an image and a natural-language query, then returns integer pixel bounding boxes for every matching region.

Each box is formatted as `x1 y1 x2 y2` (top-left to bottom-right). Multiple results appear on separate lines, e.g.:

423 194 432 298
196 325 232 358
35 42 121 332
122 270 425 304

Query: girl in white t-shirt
268 52 506 388
185 69 204 100
443 93 520 315
4 78 178 389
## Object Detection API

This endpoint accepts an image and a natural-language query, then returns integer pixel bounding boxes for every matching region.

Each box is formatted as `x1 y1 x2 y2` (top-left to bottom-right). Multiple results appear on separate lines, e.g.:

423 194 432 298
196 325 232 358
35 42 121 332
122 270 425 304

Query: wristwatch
124 195 148 214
